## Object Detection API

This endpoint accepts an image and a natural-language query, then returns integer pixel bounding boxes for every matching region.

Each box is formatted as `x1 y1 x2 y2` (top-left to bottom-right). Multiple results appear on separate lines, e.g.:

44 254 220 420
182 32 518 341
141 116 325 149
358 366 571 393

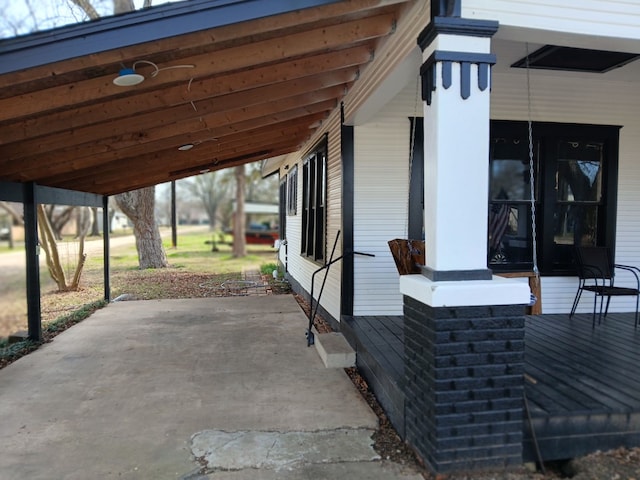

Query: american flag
488 203 510 250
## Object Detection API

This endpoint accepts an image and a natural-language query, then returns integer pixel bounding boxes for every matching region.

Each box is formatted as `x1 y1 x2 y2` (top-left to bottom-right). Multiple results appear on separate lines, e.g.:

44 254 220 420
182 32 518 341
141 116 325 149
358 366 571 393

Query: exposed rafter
0 0 412 196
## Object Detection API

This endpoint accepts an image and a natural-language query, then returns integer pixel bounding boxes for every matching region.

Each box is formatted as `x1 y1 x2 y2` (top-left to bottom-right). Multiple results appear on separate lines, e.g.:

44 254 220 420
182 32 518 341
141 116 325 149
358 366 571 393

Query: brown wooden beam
0 69 354 161
65 142 299 195
38 121 315 186
0 87 341 173
0 0 405 92
57 135 305 189
1 47 371 143
0 14 394 122
23 117 317 182
4 110 328 185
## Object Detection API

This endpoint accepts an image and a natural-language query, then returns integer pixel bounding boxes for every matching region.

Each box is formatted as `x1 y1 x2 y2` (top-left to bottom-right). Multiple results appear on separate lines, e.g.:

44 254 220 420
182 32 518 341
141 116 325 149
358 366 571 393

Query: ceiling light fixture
113 68 145 86
113 60 196 87
177 136 218 151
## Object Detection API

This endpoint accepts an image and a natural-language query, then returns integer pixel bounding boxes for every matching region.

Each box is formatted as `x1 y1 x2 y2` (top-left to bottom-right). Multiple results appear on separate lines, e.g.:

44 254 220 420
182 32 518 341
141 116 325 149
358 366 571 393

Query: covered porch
342 311 640 463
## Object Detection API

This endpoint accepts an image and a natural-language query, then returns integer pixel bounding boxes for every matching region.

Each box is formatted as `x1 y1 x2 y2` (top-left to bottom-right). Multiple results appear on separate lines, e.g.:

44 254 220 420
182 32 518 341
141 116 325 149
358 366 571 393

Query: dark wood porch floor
342 312 640 463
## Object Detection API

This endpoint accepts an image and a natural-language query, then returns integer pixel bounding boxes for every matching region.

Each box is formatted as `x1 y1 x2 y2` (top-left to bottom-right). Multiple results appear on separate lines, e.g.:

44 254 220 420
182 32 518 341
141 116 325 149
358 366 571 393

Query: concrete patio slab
0 295 422 479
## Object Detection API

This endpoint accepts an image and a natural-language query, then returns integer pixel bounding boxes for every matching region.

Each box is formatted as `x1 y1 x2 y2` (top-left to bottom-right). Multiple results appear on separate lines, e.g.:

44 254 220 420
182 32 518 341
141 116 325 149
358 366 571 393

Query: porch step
313 328 356 368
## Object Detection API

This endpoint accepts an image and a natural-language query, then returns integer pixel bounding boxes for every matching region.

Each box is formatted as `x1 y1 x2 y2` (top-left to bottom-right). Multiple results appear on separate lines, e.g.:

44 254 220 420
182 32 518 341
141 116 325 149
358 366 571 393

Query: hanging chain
525 43 540 280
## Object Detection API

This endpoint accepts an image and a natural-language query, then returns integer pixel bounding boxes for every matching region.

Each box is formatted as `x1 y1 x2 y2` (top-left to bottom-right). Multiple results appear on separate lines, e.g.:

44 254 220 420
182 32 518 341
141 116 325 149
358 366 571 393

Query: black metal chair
570 246 640 328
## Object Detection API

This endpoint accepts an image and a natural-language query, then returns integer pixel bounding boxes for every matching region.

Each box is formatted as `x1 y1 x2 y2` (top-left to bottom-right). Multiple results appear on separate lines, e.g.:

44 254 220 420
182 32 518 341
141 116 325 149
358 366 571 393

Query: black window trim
287 165 298 216
489 120 620 276
278 177 287 241
301 136 327 263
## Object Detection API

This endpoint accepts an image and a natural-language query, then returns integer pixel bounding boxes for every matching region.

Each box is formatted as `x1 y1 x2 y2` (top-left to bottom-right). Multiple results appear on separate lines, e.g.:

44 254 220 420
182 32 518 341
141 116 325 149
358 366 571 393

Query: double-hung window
287 166 298 215
301 139 327 262
488 121 619 275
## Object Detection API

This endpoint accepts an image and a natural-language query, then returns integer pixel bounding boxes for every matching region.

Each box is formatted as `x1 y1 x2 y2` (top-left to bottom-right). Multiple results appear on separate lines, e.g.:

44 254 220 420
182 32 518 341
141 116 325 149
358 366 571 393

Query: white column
400 18 530 306
423 36 492 275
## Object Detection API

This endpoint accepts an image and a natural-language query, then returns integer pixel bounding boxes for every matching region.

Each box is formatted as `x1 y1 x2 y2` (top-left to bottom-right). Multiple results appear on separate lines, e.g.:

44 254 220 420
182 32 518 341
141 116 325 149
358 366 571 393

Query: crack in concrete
265 437 278 460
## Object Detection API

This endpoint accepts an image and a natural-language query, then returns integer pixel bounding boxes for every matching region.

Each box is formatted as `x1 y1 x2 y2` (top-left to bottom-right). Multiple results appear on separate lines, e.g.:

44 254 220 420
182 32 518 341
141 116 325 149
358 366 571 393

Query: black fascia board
0 181 25 202
37 185 104 207
0 0 343 75
0 181 103 207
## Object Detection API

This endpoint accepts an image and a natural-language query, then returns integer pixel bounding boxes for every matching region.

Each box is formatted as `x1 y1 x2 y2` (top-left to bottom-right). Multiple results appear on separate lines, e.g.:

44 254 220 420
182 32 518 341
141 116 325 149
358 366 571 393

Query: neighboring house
262 0 640 473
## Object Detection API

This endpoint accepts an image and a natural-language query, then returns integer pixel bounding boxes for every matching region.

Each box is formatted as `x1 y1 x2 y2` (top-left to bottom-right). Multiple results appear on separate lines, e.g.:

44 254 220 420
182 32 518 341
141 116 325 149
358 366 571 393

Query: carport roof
0 0 410 196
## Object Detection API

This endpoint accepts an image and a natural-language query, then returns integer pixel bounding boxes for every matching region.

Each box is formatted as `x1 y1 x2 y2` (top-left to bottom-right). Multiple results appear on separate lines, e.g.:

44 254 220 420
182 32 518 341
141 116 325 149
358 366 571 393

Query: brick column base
403 296 525 473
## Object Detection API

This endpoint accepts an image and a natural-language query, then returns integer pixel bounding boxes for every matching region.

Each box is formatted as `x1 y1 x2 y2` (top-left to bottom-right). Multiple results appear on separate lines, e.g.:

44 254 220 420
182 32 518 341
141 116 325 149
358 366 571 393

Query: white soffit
347 47 422 126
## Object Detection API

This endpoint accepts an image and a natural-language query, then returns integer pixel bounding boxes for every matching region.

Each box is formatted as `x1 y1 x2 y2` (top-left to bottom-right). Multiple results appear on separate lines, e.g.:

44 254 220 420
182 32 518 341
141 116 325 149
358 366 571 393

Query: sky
0 0 176 39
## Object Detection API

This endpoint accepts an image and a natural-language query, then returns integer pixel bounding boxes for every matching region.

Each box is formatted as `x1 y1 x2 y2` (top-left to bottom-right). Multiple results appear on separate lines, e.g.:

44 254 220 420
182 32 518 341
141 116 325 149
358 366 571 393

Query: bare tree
37 205 87 291
68 0 99 19
89 207 100 236
0 201 23 225
0 0 47 37
66 0 168 269
116 188 168 269
43 204 75 240
181 171 232 230
245 162 278 203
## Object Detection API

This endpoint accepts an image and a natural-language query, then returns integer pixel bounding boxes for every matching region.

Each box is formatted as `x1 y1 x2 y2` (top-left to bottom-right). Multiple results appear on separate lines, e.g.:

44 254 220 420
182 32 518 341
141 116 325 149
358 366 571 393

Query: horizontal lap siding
324 110 343 321
283 109 343 323
353 79 420 315
492 68 640 313
464 1 640 41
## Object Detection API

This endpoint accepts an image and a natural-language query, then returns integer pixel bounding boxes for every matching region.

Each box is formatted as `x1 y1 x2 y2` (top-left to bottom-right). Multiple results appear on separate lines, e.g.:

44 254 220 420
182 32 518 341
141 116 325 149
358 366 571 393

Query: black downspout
24 182 42 342
103 195 111 302
341 103 355 316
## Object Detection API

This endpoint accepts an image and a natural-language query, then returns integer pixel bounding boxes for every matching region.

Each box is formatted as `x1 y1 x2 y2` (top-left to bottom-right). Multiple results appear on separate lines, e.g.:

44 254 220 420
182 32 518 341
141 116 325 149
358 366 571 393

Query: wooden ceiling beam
0 1 413 196
55 135 305 189
62 141 299 195
99 147 296 196
1 46 372 143
0 86 341 168
4 110 327 183
1 69 354 157
37 122 314 186
0 0 405 92
0 13 394 122
12 117 317 181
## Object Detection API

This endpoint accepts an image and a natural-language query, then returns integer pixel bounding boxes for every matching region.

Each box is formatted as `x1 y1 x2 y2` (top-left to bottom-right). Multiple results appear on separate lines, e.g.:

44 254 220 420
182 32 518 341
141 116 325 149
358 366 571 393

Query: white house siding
324 109 344 322
280 109 344 323
349 47 640 316
353 79 421 316
464 1 640 48
492 62 640 314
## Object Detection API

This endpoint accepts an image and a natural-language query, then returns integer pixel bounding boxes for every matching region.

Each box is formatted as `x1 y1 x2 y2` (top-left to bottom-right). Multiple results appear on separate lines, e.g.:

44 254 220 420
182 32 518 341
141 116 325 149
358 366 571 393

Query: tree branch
68 0 100 20
0 201 24 225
